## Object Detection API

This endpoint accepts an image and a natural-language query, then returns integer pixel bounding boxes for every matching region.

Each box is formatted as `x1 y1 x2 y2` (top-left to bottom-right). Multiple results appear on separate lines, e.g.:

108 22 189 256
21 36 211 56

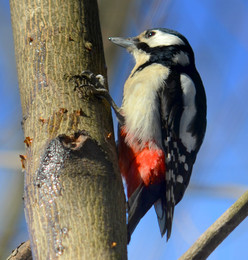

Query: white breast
122 64 170 150
179 73 197 152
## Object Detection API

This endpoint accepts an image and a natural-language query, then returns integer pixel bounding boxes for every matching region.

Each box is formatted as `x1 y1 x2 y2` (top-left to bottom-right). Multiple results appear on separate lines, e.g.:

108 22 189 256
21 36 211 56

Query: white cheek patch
144 31 185 47
132 49 150 69
179 74 197 152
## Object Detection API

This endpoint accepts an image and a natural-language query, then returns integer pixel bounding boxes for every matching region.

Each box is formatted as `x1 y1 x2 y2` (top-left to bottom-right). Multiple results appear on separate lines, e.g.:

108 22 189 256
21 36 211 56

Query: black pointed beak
109 37 137 50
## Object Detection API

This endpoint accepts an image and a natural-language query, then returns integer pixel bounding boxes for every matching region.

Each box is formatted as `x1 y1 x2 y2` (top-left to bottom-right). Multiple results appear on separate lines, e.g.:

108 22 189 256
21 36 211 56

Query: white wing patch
179 74 197 152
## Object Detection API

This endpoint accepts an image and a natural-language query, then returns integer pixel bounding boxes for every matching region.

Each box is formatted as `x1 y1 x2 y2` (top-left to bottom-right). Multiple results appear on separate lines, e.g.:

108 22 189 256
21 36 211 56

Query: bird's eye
146 31 156 38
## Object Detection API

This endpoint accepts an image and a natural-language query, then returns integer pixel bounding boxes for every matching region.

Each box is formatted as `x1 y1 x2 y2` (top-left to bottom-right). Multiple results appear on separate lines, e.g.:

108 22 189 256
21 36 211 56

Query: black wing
156 71 203 240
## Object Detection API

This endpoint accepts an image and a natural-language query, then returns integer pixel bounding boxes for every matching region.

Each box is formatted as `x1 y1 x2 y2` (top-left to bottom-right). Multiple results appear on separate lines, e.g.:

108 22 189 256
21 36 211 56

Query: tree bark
10 0 127 259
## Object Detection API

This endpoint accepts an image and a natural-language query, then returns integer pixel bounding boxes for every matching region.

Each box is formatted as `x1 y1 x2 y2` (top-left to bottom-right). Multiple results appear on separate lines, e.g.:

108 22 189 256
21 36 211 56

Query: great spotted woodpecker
80 28 206 242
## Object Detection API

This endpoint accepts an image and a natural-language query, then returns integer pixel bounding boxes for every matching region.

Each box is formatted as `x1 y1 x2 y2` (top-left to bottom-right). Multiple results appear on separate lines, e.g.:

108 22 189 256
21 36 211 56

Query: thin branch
8 190 248 259
7 241 31 260
179 190 248 260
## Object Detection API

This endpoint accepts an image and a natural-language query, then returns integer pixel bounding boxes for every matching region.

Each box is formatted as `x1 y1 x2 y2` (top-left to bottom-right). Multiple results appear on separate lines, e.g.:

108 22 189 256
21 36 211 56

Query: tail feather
154 198 174 241
154 199 166 236
127 183 162 243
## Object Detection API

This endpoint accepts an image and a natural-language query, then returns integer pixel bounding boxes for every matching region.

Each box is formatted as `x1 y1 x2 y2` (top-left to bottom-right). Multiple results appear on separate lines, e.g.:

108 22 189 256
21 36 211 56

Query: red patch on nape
118 127 165 198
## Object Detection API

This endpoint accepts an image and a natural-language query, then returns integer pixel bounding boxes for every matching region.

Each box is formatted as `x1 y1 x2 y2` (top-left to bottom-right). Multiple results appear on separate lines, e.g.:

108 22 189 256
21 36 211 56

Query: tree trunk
9 0 127 259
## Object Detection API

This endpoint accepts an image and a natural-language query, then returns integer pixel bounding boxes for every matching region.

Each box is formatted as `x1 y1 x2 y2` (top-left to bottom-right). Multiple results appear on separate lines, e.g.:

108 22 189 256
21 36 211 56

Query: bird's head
109 28 195 67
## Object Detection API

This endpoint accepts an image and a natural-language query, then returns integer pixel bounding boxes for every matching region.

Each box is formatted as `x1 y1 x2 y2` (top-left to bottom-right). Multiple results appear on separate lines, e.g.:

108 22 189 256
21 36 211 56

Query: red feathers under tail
118 127 168 241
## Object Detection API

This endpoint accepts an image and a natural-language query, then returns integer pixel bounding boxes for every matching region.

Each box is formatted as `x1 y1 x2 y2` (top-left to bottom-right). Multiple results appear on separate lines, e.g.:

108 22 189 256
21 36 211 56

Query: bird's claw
80 70 105 90
71 70 106 98
70 70 124 124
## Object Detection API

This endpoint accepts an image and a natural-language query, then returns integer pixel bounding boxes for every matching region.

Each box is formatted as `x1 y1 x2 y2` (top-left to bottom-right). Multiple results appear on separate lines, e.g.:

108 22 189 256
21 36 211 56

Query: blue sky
0 0 248 259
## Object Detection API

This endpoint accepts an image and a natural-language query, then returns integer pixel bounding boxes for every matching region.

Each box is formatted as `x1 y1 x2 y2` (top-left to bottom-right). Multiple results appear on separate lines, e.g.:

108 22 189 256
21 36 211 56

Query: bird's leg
73 70 124 125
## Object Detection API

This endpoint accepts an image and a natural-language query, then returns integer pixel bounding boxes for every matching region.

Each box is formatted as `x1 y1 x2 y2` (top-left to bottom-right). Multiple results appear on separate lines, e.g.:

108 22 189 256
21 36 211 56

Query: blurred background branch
179 190 248 260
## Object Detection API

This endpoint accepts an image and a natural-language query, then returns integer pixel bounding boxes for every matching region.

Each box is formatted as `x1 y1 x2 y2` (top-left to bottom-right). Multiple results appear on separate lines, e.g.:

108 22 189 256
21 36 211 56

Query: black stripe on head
131 44 195 77
150 45 194 64
136 42 150 52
